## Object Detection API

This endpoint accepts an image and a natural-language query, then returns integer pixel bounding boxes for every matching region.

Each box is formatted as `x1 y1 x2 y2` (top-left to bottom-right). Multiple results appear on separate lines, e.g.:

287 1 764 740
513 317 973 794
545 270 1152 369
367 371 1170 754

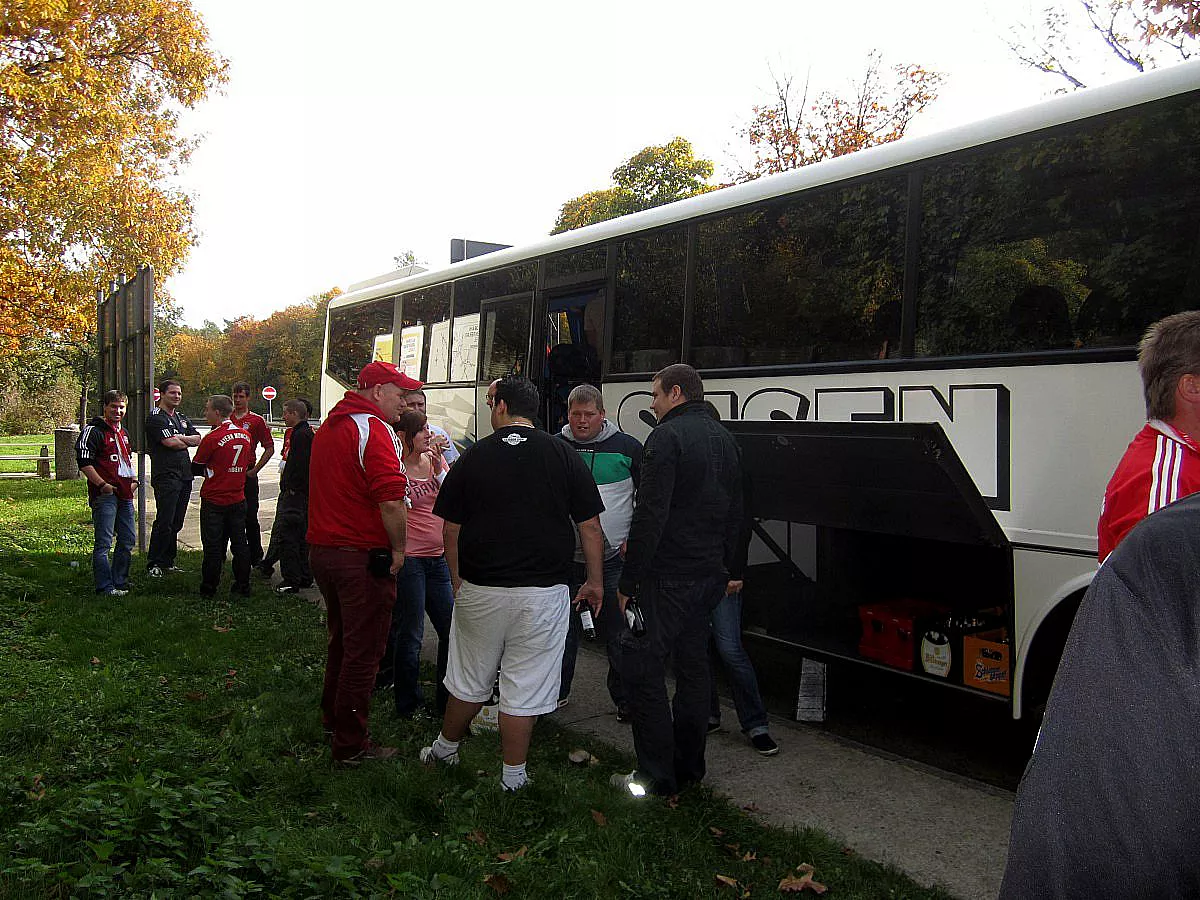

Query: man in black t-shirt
145 379 201 576
420 375 605 792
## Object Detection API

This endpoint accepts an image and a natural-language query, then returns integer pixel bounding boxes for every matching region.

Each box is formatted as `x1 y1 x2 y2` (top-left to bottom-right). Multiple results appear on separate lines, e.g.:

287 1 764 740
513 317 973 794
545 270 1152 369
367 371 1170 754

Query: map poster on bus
372 333 393 364
450 312 480 383
427 320 450 382
399 325 423 377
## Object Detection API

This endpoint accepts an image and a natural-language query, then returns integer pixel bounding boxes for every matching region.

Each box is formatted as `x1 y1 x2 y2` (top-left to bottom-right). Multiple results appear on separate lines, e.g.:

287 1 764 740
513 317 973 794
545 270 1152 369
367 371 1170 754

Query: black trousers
199 499 251 595
147 472 192 569
620 574 725 795
244 474 263 564
274 490 311 587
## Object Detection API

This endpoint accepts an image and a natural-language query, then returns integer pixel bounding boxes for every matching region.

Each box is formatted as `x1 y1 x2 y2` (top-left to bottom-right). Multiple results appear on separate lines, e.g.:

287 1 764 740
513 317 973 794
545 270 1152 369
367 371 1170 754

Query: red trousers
311 545 396 759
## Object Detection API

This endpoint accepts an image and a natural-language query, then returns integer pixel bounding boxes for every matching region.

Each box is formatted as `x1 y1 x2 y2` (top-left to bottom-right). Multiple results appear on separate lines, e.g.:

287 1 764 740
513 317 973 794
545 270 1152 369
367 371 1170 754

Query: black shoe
275 584 301 594
616 706 631 723
750 733 780 757
707 721 721 735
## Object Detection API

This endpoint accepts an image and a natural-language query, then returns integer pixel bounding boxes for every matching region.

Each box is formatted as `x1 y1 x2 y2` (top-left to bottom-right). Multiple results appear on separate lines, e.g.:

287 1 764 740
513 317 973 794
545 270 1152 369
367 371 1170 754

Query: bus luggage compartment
725 420 1014 701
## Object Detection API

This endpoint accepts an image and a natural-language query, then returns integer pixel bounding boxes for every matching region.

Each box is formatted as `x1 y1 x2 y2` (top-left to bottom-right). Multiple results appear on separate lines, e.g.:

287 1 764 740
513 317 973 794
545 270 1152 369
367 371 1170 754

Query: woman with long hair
389 409 453 718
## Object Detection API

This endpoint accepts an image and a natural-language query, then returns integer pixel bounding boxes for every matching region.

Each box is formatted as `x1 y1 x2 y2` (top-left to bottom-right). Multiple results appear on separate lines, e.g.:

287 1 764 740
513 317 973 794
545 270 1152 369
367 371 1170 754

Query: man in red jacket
308 360 417 764
76 390 139 597
1099 311 1200 562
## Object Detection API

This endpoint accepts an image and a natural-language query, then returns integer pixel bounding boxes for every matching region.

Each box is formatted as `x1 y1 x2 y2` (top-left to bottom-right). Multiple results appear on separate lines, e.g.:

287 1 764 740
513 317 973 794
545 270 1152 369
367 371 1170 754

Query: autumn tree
739 52 944 180
0 0 227 355
1008 0 1198 90
552 137 719 234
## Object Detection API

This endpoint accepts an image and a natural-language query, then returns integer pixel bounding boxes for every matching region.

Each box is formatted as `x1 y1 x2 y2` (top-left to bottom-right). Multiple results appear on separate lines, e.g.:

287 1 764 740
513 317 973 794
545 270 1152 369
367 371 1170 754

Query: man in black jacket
270 399 314 593
614 364 743 797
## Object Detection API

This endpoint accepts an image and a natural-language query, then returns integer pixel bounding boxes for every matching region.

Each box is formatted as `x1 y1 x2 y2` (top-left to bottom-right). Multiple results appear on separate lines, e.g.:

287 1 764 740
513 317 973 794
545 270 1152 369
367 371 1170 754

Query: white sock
432 733 460 759
501 762 528 790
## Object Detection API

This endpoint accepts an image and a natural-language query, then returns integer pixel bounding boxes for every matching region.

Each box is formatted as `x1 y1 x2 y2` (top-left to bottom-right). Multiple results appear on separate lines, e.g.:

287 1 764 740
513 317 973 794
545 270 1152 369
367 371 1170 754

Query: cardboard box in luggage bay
962 629 1011 696
857 599 948 671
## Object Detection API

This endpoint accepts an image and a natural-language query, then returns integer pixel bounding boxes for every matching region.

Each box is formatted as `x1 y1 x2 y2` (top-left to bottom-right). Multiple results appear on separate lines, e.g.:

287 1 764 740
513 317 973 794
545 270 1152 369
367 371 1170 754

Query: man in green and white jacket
556 383 642 719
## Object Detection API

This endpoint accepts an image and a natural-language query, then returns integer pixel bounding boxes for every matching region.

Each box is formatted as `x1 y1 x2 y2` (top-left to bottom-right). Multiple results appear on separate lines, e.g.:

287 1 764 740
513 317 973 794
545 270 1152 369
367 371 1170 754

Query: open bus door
724 420 1015 705
537 287 604 433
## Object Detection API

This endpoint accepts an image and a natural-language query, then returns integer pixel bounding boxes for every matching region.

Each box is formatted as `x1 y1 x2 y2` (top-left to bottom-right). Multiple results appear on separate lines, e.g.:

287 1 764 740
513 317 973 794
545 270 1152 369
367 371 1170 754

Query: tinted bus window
693 178 907 368
325 297 395 387
917 91 1200 357
399 283 451 383
545 247 607 289
450 264 536 383
611 228 687 374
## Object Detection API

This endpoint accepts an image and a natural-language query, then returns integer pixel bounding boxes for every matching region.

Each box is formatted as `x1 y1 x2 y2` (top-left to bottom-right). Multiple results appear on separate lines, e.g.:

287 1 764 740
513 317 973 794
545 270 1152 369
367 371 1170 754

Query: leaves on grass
496 846 527 861
484 873 511 894
779 863 827 893
710 826 726 837
466 829 487 845
568 748 592 765
590 809 607 826
365 858 384 869
90 656 101 666
715 873 740 890
27 774 45 801
184 691 208 702
742 851 758 862
666 795 680 809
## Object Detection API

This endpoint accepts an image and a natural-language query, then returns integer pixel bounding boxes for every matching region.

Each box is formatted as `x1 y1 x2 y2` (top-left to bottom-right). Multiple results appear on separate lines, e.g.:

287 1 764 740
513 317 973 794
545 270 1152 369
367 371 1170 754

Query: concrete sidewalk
554 646 1012 900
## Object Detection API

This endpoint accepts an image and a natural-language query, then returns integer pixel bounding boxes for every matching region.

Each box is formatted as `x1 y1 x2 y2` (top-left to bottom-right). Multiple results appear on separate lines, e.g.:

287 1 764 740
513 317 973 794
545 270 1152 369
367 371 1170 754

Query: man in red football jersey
192 394 255 597
230 381 275 566
76 390 139 597
1099 311 1200 562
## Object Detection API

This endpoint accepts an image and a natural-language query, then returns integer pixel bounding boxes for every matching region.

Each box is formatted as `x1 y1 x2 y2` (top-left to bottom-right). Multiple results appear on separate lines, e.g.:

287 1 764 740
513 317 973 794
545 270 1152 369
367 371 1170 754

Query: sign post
262 385 277 421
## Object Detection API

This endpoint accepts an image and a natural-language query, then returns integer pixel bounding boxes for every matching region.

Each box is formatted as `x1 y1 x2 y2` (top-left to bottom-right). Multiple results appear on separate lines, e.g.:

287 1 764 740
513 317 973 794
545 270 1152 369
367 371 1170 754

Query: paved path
149 437 1013 900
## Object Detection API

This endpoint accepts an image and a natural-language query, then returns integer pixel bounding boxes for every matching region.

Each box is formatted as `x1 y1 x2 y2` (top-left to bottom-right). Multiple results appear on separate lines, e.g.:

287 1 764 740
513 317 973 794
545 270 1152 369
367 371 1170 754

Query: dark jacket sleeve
626 433 643 488
76 423 103 468
281 423 313 492
618 427 678 596
724 437 747 579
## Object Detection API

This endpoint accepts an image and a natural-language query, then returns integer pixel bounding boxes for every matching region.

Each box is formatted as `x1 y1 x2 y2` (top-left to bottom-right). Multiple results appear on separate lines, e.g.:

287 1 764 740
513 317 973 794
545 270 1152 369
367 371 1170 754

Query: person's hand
99 482 114 495
575 580 603 615
389 549 405 575
430 433 450 455
617 590 630 614
451 575 463 596
725 579 743 596
619 540 627 558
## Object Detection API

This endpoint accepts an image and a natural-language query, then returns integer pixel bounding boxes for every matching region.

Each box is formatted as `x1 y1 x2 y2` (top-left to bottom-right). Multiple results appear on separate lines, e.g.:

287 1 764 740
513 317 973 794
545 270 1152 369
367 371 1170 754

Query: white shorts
444 580 570 716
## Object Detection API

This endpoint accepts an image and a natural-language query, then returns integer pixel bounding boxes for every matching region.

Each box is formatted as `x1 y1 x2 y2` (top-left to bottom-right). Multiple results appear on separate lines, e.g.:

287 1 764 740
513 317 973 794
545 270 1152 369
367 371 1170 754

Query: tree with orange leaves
739 52 944 180
0 0 227 354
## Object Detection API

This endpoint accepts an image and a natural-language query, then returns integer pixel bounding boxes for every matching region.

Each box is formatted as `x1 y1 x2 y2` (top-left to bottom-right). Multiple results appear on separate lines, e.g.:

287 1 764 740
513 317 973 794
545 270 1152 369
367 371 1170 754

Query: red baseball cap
356 360 423 391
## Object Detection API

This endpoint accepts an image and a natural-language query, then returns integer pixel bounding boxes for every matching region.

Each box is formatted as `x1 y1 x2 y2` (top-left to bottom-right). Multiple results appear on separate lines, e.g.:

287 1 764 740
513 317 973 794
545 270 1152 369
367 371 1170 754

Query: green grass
0 479 955 899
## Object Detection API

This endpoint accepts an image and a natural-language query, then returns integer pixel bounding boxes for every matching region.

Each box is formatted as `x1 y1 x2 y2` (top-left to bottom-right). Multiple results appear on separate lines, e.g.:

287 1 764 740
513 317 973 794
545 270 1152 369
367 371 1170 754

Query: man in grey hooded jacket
555 384 642 718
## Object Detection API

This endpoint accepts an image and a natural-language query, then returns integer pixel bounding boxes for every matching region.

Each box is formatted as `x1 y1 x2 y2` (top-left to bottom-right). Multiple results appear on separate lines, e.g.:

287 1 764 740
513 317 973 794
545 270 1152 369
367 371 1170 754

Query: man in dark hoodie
555 383 641 718
307 361 415 764
613 364 743 797
270 398 314 594
77 390 139 597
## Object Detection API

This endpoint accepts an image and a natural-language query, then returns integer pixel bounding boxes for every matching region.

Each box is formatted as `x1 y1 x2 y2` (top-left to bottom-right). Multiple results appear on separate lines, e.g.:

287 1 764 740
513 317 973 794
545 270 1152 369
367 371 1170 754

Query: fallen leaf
27 774 45 801
158 676 169 685
797 864 814 874
365 858 384 869
715 873 739 890
184 691 208 702
590 809 607 827
90 657 101 665
742 802 760 813
484 873 511 894
666 795 679 809
741 851 757 862
724 843 741 855
568 748 592 765
466 829 487 845
213 624 230 633
496 846 528 862
709 826 725 837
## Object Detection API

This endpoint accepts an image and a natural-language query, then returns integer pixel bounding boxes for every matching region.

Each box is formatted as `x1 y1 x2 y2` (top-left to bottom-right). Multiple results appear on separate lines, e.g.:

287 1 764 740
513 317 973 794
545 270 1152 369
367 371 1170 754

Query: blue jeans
391 555 454 717
91 494 135 594
561 553 626 706
709 591 769 737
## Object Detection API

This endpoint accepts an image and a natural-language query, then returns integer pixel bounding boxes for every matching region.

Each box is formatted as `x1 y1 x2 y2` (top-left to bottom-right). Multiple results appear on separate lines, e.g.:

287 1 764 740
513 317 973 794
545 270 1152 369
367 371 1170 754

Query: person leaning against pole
191 395 254 598
270 398 314 594
144 379 201 578
612 363 744 798
419 375 605 792
554 382 642 719
77 389 139 597
229 381 274 567
1098 310 1200 563
307 361 417 764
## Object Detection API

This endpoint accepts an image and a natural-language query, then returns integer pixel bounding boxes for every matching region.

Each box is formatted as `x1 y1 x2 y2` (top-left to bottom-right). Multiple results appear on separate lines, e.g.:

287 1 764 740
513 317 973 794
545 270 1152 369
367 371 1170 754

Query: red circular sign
152 388 161 403
262 386 277 400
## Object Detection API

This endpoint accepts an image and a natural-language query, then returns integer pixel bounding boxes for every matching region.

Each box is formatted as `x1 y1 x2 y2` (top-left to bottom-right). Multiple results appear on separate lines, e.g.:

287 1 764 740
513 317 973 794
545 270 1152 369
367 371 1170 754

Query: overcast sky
168 1 1109 327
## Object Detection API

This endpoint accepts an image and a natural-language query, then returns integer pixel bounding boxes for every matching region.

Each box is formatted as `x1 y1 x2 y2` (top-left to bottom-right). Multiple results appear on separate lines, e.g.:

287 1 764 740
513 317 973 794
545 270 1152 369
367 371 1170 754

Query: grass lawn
0 479 954 898
0 433 54 477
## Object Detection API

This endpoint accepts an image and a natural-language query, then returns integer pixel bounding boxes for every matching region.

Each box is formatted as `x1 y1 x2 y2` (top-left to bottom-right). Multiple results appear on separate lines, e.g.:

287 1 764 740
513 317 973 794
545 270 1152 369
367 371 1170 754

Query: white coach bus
322 61 1200 719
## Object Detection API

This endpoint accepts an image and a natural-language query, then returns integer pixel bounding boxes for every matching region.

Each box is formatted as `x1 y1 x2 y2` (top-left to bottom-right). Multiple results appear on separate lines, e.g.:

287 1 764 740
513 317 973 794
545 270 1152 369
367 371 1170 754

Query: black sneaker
707 721 721 735
750 733 779 757
276 584 302 594
616 706 631 724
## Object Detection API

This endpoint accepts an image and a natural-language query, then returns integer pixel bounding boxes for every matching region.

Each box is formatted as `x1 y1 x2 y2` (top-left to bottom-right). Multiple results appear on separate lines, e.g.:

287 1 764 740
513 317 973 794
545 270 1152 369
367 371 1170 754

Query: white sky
168 1 1105 327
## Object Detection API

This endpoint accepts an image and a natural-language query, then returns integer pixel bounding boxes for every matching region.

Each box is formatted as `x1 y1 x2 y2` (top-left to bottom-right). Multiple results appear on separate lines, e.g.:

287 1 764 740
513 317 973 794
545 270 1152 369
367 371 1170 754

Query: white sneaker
610 771 648 797
501 774 531 792
147 567 164 578
418 745 459 766
106 589 129 597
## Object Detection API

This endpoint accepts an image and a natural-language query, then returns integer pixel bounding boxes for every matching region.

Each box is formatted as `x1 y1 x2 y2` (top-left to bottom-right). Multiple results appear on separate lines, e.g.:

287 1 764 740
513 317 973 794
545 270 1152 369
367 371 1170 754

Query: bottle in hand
580 606 597 640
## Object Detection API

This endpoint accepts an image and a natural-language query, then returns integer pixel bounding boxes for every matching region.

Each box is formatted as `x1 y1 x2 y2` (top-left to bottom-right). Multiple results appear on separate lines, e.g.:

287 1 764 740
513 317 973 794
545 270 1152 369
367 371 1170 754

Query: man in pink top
1099 311 1200 562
